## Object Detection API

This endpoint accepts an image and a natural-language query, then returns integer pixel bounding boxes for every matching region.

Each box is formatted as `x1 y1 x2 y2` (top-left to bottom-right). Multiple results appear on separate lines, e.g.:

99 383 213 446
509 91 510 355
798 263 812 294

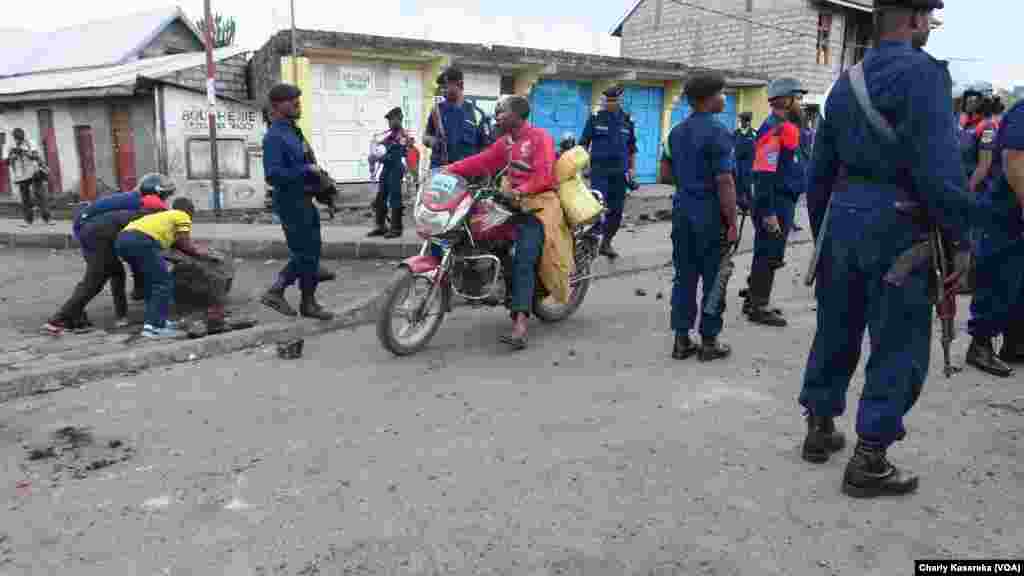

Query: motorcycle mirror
510 160 533 173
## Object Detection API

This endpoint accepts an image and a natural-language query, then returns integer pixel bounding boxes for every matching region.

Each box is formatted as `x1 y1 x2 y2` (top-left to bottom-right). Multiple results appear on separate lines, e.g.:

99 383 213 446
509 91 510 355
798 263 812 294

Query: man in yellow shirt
116 198 219 338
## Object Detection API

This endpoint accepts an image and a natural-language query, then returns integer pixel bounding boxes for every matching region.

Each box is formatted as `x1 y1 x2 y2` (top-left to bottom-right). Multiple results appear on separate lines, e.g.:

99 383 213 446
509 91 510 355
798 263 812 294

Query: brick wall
159 53 251 102
248 34 288 110
621 0 853 95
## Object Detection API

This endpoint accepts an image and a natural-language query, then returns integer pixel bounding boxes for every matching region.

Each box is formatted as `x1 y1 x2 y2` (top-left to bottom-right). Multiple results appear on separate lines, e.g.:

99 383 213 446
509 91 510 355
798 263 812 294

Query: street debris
635 288 648 297
141 495 171 512
23 426 134 481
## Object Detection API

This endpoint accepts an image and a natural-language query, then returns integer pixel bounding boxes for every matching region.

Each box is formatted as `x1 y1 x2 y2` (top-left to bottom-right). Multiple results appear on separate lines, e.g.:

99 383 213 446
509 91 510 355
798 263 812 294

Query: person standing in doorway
7 128 52 227
367 107 411 239
580 85 638 259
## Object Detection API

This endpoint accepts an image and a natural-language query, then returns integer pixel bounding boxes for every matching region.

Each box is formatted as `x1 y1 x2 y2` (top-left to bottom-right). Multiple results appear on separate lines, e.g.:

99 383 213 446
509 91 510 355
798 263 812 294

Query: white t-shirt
7 139 40 183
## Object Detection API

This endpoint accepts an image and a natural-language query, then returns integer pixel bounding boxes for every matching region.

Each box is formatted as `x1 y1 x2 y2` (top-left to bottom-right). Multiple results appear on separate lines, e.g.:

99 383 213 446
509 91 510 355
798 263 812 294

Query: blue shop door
670 93 737 130
623 86 664 184
529 80 592 154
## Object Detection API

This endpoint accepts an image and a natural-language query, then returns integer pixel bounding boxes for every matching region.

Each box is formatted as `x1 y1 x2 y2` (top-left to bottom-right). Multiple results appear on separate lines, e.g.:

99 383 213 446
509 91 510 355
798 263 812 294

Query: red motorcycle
377 165 604 356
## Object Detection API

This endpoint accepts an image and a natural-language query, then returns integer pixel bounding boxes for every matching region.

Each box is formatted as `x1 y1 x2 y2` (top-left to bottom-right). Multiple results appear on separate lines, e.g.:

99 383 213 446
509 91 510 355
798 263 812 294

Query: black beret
685 73 726 101
268 83 301 103
385 107 403 120
603 85 624 98
875 0 944 10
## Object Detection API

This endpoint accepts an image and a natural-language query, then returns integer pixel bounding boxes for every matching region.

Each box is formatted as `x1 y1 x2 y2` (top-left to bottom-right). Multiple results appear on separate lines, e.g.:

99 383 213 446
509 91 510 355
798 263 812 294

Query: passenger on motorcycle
443 95 559 349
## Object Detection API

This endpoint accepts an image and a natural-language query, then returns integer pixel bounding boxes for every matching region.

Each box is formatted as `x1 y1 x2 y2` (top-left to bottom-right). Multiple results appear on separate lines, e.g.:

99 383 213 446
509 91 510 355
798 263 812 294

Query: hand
726 223 739 243
763 215 782 235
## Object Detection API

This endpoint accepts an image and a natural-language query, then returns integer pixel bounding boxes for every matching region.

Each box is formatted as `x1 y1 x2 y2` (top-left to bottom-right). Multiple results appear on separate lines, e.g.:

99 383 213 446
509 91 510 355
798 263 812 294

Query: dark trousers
590 168 627 240
671 208 724 339
53 235 127 324
18 178 50 223
968 237 1024 338
748 194 796 307
116 231 172 328
273 201 322 294
800 185 931 448
510 215 545 315
378 166 404 210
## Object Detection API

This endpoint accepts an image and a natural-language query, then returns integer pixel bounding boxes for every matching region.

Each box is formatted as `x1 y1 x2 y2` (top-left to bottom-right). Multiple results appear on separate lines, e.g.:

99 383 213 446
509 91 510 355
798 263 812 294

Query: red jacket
446 122 556 195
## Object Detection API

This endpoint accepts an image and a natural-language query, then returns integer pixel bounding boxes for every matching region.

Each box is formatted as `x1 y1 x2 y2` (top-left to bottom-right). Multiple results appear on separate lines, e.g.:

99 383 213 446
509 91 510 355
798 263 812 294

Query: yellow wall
737 86 770 127
661 80 684 143
280 56 313 139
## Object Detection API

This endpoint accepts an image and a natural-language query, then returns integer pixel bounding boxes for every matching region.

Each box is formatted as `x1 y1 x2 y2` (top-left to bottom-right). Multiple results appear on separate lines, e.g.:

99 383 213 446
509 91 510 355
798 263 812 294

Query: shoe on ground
42 321 65 336
141 324 185 340
672 334 698 360
841 441 919 498
801 415 846 463
698 338 731 362
747 306 787 327
261 290 298 317
966 338 1014 378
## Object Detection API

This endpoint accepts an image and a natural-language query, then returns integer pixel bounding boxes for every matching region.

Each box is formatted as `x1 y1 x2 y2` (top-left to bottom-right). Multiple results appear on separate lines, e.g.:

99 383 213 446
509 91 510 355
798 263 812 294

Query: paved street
1 242 1021 575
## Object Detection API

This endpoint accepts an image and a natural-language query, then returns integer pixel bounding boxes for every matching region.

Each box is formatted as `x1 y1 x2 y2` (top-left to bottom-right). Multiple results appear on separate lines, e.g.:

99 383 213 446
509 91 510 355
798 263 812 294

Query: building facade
613 0 874 106
249 30 769 186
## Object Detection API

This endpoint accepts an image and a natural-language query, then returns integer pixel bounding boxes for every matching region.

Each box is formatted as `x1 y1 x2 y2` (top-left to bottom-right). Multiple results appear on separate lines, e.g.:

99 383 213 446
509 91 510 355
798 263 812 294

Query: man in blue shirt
733 112 757 214
259 83 333 321
799 0 1004 498
659 73 737 363
423 67 491 170
580 85 638 259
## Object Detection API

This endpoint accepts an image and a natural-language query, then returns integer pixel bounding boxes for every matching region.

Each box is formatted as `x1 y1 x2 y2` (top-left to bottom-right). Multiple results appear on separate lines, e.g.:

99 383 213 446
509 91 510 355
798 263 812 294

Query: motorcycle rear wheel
377 267 447 356
533 252 592 323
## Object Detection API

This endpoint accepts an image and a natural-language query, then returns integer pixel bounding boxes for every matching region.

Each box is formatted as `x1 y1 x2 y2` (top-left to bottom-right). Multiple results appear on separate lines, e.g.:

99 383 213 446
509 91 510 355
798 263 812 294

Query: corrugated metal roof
0 46 249 102
0 6 203 78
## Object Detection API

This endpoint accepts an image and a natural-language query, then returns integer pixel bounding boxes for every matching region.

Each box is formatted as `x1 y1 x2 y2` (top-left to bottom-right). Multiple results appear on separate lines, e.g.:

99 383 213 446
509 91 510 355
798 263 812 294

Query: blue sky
10 0 1021 88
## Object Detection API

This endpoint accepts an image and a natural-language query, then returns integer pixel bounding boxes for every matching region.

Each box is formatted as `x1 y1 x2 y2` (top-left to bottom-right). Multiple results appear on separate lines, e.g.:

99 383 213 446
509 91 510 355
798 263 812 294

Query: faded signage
182 108 259 133
338 67 372 95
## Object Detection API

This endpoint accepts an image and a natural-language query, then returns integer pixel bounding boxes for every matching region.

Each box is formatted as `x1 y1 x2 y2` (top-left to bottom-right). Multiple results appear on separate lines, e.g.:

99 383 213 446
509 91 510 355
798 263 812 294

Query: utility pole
290 0 298 82
204 0 222 218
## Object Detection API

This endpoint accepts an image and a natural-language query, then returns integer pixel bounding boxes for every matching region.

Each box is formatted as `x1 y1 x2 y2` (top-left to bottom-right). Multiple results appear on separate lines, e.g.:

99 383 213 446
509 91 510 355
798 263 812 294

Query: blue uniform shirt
809 40 977 244
662 111 735 213
580 109 638 171
979 100 1024 248
426 100 489 168
82 191 143 220
263 119 310 214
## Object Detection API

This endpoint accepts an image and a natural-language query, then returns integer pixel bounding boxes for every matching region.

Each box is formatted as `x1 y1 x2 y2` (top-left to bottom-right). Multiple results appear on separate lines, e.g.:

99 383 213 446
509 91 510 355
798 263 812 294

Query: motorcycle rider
367 107 411 239
443 95 558 350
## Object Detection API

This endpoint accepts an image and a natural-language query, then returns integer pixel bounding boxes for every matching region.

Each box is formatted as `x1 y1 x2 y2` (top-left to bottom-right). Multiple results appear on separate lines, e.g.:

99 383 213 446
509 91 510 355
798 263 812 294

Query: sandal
500 333 528 350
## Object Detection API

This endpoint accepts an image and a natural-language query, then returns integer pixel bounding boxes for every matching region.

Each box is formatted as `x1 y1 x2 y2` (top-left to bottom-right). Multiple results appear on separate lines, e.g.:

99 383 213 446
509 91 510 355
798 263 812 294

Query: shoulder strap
848 62 897 143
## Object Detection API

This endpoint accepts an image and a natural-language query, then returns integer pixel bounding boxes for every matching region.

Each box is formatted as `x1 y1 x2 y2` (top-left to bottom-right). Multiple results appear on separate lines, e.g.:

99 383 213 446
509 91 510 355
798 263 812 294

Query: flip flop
500 333 528 350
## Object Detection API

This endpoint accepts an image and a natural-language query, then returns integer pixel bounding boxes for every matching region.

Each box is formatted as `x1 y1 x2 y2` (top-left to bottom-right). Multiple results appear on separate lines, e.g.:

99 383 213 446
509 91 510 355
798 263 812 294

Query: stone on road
0 244 1020 575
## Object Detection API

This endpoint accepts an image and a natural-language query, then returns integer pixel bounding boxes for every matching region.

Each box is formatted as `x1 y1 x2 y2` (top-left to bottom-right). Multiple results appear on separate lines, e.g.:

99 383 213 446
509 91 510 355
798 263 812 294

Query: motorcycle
376 164 605 356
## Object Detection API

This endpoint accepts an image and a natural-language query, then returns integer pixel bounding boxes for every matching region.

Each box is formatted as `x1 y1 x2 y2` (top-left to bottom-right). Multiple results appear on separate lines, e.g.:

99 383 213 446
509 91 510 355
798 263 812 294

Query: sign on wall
181 108 259 133
337 67 373 95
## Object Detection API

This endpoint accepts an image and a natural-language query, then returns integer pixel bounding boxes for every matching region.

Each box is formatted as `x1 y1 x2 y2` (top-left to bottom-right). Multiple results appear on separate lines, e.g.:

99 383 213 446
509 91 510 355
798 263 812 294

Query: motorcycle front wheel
377 267 448 356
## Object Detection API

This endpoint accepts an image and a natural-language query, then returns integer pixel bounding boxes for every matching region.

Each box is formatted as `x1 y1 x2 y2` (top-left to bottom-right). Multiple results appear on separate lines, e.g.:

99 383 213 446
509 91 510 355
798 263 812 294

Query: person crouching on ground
116 197 220 339
43 204 167 335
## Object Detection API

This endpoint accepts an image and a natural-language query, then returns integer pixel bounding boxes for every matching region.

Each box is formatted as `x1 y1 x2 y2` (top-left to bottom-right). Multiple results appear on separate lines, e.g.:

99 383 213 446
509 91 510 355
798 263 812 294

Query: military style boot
261 287 297 317
366 201 388 237
842 440 919 498
801 414 846 463
698 337 731 362
999 328 1024 364
599 237 619 259
317 266 337 283
966 337 1014 377
671 333 698 360
300 290 334 321
745 265 786 326
384 207 404 239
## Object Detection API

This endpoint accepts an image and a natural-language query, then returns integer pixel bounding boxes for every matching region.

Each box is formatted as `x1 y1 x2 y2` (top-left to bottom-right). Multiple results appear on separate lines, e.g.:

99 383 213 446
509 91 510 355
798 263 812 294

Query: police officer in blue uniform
424 67 492 170
368 107 411 239
744 77 807 327
734 112 756 214
993 101 1024 365
659 73 737 362
259 83 333 321
580 85 638 259
799 0 1002 498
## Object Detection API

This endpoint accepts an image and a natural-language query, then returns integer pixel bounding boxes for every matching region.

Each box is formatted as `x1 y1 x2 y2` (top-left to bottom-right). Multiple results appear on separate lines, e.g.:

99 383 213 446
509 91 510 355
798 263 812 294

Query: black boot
366 202 388 237
317 266 337 283
384 207 403 239
260 288 297 317
746 263 786 326
672 333 698 360
842 440 919 498
966 337 1014 378
698 336 731 362
599 237 619 259
300 290 334 320
802 414 846 463
999 329 1024 364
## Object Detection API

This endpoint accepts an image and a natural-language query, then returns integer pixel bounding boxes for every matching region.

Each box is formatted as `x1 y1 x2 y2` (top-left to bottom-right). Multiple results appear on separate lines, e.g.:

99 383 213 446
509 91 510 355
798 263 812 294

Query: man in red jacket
444 95 556 349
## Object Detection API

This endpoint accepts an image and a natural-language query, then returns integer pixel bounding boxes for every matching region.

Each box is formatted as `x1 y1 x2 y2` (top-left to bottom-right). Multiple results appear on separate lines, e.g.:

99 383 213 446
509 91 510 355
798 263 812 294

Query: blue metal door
528 80 592 151
623 86 664 184
670 93 738 131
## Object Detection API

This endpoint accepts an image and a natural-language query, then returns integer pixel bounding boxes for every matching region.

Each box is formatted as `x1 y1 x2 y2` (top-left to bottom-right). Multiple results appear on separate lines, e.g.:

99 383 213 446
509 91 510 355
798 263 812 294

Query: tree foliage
195 14 237 48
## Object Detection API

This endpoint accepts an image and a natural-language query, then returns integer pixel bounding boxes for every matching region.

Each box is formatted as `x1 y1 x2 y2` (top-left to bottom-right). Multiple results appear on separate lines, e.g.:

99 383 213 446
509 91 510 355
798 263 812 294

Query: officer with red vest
960 84 1000 194
743 77 807 327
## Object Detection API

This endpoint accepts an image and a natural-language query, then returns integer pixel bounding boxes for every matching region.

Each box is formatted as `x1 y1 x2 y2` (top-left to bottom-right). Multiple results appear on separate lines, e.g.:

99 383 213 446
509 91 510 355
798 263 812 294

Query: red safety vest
752 121 800 174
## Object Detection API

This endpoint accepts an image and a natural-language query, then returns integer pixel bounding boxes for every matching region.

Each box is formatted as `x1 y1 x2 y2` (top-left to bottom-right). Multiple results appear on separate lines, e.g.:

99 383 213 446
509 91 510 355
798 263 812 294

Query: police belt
834 166 928 224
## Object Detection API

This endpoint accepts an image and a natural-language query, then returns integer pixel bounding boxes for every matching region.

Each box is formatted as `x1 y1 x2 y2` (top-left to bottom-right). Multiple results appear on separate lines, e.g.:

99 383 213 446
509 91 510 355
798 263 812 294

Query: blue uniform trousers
671 206 724 339
590 168 627 240
749 193 796 306
115 231 173 328
510 215 545 315
968 237 1024 338
274 199 322 293
800 184 932 448
378 166 404 210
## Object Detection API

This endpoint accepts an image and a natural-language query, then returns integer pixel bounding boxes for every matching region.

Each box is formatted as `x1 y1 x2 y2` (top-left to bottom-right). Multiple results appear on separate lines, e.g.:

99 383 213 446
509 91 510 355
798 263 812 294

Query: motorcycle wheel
533 243 593 323
377 267 447 356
